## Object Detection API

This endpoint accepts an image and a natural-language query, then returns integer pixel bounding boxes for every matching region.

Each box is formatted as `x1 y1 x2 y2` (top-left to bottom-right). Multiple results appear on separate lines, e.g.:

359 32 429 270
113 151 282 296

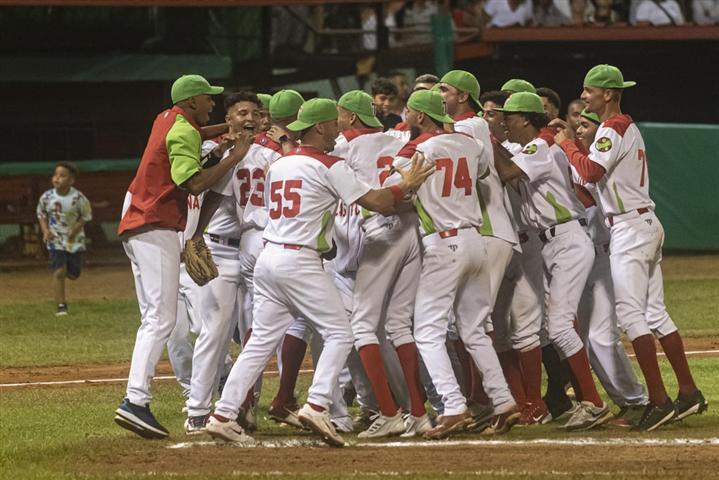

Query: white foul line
0 368 315 388
2 349 717 389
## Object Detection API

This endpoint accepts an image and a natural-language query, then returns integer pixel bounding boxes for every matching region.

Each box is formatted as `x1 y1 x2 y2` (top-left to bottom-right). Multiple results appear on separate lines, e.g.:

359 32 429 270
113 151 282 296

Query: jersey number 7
436 157 472 197
268 180 302 219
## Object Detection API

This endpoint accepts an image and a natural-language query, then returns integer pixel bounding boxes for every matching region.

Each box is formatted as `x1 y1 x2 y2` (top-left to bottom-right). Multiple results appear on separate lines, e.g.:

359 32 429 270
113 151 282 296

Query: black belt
539 218 587 244
208 233 241 248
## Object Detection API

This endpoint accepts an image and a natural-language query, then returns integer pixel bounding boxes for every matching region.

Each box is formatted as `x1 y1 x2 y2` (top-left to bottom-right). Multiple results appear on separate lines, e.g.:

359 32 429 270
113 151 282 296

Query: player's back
395 130 488 235
336 129 406 189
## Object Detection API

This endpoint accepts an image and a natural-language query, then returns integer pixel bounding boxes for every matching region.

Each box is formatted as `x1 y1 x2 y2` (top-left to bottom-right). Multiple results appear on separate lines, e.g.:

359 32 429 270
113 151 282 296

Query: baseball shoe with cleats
607 404 646 428
184 414 209 435
297 404 346 447
331 417 355 433
674 390 708 422
56 304 68 316
561 401 612 431
237 404 257 432
400 413 433 438
516 401 549 427
114 398 169 439
466 402 494 431
543 394 578 423
268 403 304 430
423 409 472 440
206 414 254 443
357 411 405 439
633 400 676 432
352 407 378 431
481 404 521 435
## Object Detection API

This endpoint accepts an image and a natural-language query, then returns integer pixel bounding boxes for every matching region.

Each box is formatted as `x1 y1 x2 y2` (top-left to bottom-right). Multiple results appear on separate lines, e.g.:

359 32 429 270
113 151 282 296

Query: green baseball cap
171 74 224 104
584 64 636 89
501 79 536 94
257 93 272 109
407 90 454 124
269 89 305 120
580 109 601 125
440 70 481 109
494 92 545 114
287 98 338 131
338 90 382 128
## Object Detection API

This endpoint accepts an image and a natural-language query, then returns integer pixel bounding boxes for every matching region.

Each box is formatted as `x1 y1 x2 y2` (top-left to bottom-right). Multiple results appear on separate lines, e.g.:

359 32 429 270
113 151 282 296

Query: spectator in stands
404 0 440 43
36 162 93 317
566 98 585 133
633 0 685 24
693 0 719 23
587 0 622 24
371 77 403 130
453 0 485 29
483 0 535 27
536 87 562 120
413 73 440 91
389 70 411 118
535 0 573 25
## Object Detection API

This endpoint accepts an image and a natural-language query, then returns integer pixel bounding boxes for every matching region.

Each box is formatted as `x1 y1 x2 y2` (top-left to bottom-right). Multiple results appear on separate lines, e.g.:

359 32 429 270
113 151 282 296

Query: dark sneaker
352 407 378 432
56 304 68 317
466 402 494 431
633 401 676 432
184 414 209 435
674 390 708 421
237 405 258 432
543 394 578 423
268 403 304 430
114 398 169 439
608 404 647 428
481 404 522 435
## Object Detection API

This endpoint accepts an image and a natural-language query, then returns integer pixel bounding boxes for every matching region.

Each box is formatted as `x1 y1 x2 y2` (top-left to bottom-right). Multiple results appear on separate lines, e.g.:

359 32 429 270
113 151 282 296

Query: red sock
358 344 398 416
498 350 527 405
565 347 603 407
632 334 669 405
395 343 427 417
308 402 324 412
271 334 307 410
242 328 252 347
659 331 697 397
518 347 542 404
453 340 473 396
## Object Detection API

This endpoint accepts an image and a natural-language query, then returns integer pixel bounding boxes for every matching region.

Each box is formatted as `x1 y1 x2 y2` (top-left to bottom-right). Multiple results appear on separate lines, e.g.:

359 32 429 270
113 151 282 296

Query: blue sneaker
114 398 169 439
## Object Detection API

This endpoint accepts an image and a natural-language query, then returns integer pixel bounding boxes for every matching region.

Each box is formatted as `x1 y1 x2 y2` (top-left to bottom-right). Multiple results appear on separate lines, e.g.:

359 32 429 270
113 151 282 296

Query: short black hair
371 78 398 97
568 98 583 108
414 73 439 85
536 87 561 112
224 90 262 111
506 111 550 130
479 90 509 107
56 161 78 178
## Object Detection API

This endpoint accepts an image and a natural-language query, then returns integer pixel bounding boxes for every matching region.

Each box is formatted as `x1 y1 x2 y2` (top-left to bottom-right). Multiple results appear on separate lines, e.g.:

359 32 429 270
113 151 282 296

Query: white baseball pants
167 265 201 399
123 228 181 406
481 236 515 334
414 228 515 416
215 243 354 418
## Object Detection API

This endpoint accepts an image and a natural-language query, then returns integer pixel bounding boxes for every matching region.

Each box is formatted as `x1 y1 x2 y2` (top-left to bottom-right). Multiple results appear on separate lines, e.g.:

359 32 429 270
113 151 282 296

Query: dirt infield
75 439 719 478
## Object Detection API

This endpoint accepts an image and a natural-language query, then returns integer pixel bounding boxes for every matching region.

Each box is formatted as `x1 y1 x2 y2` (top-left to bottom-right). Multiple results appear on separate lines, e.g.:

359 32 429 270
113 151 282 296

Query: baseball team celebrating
113 63 708 447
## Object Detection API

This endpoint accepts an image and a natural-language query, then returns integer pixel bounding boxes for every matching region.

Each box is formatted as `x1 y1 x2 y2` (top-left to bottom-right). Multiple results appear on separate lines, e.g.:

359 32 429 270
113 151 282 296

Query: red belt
283 243 302 250
607 207 649 227
438 228 458 239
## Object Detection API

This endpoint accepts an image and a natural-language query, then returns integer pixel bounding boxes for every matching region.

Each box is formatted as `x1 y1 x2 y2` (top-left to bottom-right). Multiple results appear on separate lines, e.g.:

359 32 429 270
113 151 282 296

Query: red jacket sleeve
559 139 606 183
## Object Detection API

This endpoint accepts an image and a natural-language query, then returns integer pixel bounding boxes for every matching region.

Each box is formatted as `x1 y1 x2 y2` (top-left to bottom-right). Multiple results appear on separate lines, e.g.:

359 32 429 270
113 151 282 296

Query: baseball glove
184 237 219 286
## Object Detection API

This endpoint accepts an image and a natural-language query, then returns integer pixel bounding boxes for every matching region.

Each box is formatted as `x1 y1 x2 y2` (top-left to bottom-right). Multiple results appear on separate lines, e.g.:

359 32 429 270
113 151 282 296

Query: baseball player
569 109 648 425
492 92 611 431
36 162 92 317
115 75 254 439
333 90 428 438
501 79 536 95
554 64 706 430
390 90 519 440
184 91 262 435
205 98 433 447
257 93 273 132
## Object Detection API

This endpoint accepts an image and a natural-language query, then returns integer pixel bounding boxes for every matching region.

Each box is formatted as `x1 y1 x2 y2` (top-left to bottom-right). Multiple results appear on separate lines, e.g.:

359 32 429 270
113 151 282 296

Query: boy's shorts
49 250 83 280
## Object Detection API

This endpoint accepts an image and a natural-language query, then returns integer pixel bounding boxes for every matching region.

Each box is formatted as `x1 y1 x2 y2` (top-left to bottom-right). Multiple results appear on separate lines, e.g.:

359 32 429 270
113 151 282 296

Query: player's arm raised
356 151 434 216
181 131 254 195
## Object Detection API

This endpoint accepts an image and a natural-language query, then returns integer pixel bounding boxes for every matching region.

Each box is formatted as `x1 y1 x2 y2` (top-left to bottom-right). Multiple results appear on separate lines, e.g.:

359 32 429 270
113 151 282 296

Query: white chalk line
167 437 719 450
2 348 717 388
0 368 315 388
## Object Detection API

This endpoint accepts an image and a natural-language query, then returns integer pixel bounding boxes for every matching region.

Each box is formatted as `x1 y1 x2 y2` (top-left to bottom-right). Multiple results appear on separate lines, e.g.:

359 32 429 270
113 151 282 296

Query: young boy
36 162 92 316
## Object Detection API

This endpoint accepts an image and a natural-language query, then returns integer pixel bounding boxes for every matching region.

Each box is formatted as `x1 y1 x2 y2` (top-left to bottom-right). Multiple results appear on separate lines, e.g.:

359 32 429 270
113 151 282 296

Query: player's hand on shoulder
550 119 574 144
267 126 289 144
398 152 435 191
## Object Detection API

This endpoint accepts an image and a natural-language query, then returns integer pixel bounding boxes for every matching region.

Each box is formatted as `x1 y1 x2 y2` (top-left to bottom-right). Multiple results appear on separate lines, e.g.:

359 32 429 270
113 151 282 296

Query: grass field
1 255 718 479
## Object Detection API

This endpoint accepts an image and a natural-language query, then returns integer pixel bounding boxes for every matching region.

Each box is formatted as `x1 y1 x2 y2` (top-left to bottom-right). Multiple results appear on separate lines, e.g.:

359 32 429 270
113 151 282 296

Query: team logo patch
522 144 537 155
596 137 613 152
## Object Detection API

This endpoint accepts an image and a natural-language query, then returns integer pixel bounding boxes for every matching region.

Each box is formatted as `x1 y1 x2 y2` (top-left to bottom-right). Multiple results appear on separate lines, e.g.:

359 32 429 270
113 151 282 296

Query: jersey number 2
638 149 647 187
268 180 302 219
436 157 472 197
236 168 265 207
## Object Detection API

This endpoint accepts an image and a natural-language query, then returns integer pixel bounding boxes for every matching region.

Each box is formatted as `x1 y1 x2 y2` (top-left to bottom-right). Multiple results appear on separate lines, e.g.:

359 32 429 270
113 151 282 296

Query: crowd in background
272 0 718 54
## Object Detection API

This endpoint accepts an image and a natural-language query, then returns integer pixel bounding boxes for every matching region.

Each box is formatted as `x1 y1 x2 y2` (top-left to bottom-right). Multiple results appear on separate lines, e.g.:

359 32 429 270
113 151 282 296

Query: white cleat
205 414 255 444
357 411 405 439
297 404 346 447
400 413 433 438
561 401 612 431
